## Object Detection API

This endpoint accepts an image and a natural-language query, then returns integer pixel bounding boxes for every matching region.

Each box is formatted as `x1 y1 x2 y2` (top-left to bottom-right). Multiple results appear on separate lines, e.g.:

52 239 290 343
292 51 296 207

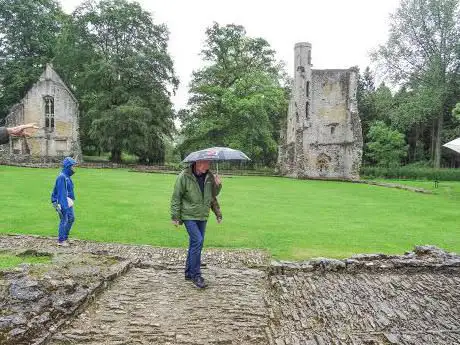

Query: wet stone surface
1 235 459 345
49 267 269 345
267 272 460 345
0 246 130 344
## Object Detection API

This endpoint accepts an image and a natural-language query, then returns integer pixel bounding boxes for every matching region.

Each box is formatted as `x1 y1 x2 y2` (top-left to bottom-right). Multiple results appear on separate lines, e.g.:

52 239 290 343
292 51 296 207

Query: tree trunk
111 149 122 163
434 112 444 168
430 119 436 164
408 128 416 163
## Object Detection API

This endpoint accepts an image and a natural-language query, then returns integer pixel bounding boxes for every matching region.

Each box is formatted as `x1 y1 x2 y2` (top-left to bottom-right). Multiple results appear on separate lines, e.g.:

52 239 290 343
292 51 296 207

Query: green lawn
0 252 51 270
1 166 459 260
373 178 460 200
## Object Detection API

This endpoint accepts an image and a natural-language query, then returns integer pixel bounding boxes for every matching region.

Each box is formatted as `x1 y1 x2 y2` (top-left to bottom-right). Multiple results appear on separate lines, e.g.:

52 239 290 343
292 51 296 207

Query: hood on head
62 157 77 169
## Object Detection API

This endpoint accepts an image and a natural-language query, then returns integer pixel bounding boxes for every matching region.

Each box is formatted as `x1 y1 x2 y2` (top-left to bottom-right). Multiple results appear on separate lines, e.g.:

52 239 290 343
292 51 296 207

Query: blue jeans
57 207 75 242
184 220 207 278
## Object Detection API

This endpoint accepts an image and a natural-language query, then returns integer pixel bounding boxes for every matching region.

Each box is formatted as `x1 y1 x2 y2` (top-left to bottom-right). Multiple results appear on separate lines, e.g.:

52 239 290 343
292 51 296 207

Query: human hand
7 123 39 137
214 175 222 185
172 220 181 227
217 217 222 224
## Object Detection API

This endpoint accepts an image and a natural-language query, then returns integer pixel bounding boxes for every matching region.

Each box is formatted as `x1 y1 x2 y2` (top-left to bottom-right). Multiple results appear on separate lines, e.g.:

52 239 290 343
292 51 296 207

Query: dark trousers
183 220 207 278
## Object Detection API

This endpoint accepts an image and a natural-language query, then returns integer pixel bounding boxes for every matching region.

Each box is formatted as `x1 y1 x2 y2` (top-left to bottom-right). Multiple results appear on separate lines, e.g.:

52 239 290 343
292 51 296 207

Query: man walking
51 157 77 247
170 160 222 288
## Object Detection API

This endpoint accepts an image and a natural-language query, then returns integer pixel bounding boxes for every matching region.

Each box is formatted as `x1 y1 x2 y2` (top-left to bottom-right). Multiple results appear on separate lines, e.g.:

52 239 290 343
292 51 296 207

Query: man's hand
217 217 223 224
7 123 39 137
172 220 181 227
214 174 222 186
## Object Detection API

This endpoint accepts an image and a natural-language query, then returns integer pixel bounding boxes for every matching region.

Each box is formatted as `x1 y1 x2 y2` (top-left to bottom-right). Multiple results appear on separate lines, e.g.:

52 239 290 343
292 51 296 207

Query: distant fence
0 161 279 177
6 160 460 181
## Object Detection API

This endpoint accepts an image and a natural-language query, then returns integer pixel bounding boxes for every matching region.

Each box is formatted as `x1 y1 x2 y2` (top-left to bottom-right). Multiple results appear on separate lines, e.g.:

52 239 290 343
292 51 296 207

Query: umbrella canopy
182 147 250 163
443 138 460 154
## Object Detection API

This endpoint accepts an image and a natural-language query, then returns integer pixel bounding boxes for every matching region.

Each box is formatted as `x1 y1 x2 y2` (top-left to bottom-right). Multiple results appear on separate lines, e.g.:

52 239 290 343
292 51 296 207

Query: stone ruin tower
278 43 363 180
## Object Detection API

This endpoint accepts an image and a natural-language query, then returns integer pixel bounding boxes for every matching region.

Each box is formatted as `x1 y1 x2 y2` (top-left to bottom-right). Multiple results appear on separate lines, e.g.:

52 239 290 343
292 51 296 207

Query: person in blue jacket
51 157 77 246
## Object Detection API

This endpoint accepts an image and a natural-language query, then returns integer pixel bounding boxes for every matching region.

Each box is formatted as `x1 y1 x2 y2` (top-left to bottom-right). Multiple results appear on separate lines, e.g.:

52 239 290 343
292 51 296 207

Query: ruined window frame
11 138 22 154
44 96 55 132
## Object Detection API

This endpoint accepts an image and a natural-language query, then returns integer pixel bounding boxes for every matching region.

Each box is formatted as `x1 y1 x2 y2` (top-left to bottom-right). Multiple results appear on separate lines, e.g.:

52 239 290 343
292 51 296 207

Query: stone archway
316 152 331 175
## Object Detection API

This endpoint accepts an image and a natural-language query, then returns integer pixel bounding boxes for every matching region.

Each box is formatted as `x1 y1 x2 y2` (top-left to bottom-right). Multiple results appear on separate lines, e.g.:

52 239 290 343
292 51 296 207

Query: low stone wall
0 161 149 170
0 161 278 177
353 180 432 194
267 245 460 345
269 245 459 275
0 154 78 165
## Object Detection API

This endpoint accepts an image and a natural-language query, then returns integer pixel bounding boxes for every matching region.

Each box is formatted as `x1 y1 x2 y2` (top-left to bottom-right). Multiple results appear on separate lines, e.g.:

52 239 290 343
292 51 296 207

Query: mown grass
1 166 459 259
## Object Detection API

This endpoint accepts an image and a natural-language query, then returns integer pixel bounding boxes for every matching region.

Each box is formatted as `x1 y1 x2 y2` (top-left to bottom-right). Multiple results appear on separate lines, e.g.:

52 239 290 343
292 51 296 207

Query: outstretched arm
0 123 39 145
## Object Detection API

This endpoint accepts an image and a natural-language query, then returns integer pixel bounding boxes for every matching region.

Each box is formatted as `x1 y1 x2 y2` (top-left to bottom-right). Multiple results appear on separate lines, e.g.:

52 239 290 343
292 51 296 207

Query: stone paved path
50 266 269 345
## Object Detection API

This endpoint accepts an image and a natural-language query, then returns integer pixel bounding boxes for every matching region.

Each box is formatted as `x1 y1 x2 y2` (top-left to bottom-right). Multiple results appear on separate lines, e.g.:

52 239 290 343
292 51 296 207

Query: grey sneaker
57 241 70 247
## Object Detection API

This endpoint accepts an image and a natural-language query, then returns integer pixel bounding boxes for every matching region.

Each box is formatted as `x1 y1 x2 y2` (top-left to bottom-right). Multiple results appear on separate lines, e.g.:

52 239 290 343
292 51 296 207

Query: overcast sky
59 0 401 110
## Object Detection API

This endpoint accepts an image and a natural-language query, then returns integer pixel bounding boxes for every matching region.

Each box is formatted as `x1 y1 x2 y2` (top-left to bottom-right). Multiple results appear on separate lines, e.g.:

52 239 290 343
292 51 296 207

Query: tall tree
374 0 460 167
366 121 408 167
357 71 399 165
453 102 460 120
55 0 178 162
0 0 65 119
357 67 376 138
179 23 289 166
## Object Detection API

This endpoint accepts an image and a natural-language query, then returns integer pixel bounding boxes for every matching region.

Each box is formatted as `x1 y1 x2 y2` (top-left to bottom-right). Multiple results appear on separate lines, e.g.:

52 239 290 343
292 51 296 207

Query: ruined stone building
278 43 363 180
0 64 81 162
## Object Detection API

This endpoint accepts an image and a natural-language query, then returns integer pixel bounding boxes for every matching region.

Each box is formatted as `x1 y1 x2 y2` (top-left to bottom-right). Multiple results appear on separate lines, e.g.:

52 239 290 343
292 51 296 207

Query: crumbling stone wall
0 64 82 163
278 43 363 180
268 245 460 344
